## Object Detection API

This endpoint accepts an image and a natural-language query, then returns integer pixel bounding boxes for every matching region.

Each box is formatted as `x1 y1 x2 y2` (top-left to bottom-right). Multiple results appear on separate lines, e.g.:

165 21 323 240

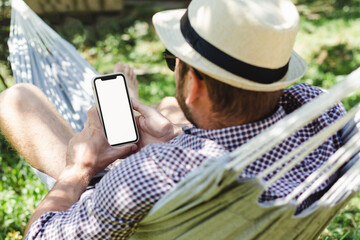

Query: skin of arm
25 168 89 234
25 106 137 235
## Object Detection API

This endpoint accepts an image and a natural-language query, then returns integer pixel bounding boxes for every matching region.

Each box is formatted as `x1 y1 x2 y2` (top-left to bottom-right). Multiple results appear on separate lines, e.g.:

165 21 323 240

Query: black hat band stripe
180 10 290 84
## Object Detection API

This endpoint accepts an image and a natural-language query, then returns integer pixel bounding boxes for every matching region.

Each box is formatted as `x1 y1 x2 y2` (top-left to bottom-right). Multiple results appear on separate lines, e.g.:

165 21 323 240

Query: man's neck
196 105 280 130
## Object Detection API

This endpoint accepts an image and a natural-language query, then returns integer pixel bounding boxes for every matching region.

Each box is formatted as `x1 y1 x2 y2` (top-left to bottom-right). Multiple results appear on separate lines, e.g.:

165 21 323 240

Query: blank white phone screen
95 75 137 145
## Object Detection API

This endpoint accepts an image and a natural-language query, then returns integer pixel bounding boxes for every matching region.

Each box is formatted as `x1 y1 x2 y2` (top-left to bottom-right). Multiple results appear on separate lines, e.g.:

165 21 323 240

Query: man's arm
25 106 137 236
25 168 88 233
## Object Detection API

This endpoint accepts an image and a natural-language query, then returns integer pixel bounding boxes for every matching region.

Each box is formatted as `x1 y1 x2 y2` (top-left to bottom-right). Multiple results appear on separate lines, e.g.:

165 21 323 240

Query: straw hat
152 0 307 91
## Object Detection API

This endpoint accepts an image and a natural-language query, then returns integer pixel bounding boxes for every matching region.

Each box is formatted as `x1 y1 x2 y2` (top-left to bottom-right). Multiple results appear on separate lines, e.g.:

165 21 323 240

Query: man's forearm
25 167 90 236
25 106 136 237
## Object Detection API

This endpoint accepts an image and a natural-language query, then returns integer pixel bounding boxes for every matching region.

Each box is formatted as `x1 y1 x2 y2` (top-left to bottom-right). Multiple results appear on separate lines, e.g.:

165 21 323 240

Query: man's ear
185 69 206 105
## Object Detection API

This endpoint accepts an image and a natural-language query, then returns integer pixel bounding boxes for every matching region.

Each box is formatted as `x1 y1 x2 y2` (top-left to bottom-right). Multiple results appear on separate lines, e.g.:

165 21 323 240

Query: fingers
131 98 154 117
87 106 99 123
87 105 98 118
138 115 148 133
134 114 147 134
132 98 172 130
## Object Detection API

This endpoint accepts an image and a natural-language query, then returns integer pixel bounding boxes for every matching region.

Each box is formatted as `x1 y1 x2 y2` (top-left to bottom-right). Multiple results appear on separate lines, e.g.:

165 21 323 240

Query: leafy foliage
0 131 47 240
51 12 175 105
318 196 360 240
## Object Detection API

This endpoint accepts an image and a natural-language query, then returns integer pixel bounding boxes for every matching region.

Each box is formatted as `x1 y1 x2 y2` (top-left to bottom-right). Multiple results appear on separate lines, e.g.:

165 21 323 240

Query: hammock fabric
8 0 360 239
8 0 97 132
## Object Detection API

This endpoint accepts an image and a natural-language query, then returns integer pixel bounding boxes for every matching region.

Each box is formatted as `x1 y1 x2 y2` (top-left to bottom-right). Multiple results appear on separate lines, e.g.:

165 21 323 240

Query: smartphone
92 73 139 146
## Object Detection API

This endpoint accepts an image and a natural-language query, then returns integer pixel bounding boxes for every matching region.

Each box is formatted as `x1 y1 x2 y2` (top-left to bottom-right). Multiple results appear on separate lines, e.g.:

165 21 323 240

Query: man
0 0 345 239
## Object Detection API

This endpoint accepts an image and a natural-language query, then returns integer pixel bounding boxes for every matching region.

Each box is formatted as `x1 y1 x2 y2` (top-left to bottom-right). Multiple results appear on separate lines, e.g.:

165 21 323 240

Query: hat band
180 10 290 84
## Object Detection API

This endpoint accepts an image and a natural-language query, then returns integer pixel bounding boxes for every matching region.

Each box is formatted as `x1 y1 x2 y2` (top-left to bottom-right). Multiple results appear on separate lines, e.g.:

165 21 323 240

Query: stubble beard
175 81 197 127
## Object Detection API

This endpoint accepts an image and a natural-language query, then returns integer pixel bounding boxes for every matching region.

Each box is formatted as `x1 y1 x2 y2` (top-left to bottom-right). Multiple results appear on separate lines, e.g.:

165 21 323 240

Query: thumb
138 114 150 133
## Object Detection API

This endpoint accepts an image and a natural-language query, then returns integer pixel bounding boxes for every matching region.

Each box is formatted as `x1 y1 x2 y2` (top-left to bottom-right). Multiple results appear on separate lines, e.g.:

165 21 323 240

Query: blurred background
1 0 360 239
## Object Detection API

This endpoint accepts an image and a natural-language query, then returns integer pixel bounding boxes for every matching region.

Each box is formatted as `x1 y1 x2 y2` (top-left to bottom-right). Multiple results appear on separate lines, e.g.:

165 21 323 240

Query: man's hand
132 98 182 149
65 106 137 182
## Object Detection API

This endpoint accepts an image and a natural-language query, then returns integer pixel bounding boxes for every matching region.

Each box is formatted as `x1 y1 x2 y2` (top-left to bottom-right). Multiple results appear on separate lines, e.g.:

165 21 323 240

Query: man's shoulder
281 83 324 109
280 83 346 133
281 83 333 114
286 83 324 96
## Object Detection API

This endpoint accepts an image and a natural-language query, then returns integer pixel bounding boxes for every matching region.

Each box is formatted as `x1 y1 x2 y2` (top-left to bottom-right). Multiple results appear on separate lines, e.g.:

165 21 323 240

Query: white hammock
8 0 98 132
8 0 360 239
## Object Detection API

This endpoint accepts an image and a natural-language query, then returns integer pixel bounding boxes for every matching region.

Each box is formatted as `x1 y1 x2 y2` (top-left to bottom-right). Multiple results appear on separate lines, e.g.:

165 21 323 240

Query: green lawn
1 0 360 239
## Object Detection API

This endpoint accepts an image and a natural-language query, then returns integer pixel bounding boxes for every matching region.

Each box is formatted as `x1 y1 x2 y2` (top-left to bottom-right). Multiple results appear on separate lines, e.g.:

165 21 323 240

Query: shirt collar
181 106 287 151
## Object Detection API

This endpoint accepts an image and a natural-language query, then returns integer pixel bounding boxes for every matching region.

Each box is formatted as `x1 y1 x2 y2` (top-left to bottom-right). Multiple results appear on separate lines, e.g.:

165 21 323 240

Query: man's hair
178 60 284 125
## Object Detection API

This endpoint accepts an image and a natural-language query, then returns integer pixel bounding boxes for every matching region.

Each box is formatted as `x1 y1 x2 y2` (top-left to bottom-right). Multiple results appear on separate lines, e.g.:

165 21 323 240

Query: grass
1 0 360 239
0 132 47 240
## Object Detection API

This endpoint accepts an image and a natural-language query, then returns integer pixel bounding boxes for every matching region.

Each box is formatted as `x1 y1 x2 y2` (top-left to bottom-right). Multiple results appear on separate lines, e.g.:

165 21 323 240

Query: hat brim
153 9 307 92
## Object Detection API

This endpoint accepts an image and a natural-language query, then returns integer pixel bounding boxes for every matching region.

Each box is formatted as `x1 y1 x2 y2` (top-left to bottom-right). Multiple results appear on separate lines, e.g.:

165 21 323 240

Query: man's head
175 58 283 128
154 0 307 128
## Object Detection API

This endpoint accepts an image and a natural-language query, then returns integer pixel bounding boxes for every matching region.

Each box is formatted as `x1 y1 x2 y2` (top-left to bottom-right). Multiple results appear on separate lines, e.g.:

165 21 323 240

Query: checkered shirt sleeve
26 150 177 239
26 83 346 239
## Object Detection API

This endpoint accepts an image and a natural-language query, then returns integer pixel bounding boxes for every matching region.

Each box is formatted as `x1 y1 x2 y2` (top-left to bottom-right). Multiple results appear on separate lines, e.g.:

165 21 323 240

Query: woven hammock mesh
8 0 98 132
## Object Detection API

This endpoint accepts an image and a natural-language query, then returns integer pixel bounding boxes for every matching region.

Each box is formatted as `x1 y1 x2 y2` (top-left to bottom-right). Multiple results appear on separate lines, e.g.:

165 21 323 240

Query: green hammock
8 0 360 239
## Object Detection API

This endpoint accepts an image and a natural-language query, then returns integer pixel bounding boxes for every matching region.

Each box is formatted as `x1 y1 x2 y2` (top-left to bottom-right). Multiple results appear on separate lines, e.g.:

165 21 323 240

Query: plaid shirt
27 83 345 239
